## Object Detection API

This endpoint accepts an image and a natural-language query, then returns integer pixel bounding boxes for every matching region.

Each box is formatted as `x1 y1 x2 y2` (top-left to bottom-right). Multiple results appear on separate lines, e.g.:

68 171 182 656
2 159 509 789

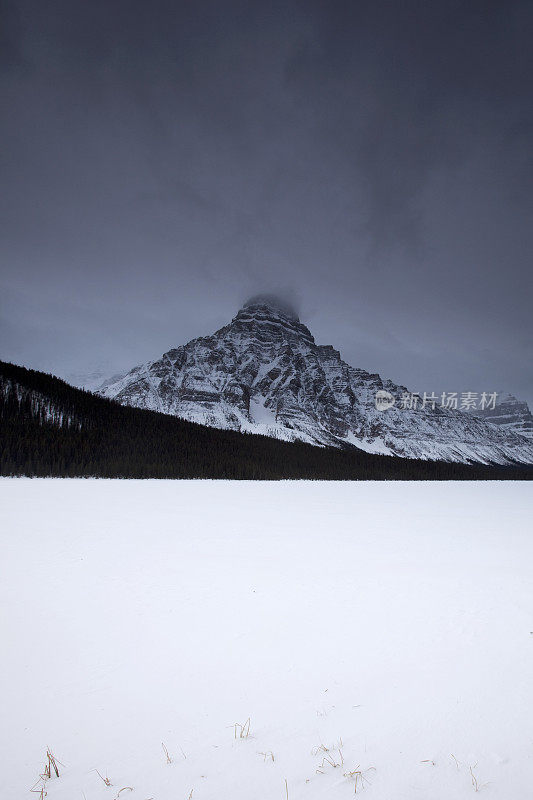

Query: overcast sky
1 0 532 403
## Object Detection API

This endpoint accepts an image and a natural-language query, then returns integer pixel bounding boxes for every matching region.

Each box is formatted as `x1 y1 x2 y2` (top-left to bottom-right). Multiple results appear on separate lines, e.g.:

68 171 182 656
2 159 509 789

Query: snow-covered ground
1 479 532 800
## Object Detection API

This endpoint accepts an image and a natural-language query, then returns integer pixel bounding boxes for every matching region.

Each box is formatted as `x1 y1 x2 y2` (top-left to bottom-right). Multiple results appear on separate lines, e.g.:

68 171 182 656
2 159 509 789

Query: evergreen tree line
1 361 531 481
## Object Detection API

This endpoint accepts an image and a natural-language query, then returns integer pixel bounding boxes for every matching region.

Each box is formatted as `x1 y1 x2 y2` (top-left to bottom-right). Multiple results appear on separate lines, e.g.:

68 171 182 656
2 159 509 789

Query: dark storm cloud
287 1 533 240
1 0 532 403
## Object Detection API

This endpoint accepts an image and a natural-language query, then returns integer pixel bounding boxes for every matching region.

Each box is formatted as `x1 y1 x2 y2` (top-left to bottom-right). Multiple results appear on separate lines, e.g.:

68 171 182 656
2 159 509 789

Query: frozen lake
1 479 531 799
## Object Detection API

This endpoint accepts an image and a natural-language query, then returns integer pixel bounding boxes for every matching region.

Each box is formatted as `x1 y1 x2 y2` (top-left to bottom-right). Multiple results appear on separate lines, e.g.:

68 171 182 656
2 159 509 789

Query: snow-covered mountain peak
98 302 533 464
231 297 314 346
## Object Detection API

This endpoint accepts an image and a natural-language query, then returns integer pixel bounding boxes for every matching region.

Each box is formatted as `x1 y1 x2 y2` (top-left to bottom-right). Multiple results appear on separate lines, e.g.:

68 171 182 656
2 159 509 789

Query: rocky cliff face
471 393 533 440
98 297 533 464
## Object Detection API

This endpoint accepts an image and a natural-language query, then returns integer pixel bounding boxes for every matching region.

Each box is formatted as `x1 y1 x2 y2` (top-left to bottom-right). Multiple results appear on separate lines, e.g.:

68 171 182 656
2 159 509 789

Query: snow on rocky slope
2 478 532 800
98 296 533 464
470 392 533 439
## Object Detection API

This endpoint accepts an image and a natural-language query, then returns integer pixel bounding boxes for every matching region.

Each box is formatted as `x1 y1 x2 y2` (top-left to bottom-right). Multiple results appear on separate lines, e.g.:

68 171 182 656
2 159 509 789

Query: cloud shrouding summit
1 0 532 404
243 295 301 322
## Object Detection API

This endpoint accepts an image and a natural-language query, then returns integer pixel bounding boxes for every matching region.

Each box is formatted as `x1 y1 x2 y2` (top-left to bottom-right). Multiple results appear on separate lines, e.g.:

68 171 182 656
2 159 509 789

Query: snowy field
1 479 532 800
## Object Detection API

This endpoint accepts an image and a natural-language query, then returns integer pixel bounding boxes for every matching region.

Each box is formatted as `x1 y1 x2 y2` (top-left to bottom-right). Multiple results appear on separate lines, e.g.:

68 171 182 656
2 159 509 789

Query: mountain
98 296 533 465
2 360 532 480
66 368 128 392
470 393 533 440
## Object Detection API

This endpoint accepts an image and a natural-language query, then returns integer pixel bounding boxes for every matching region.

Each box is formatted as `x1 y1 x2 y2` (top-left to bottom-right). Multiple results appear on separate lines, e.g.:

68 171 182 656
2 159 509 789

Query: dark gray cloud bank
1 0 532 403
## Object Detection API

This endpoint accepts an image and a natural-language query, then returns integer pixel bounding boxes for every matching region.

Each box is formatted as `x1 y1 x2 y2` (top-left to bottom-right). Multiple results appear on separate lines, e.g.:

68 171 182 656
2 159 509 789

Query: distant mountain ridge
98 297 533 465
66 369 128 392
470 393 533 440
